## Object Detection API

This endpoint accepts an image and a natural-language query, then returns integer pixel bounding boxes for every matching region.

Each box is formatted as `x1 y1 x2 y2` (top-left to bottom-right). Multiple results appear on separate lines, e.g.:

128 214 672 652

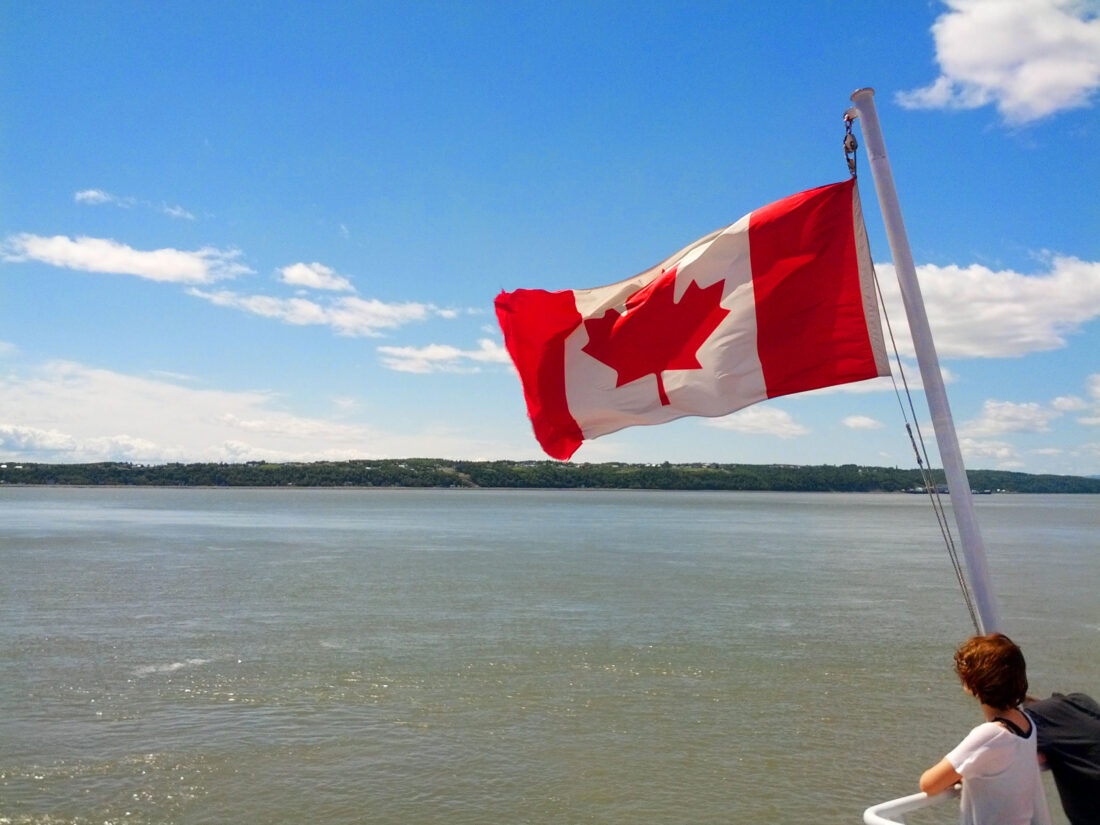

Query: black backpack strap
993 715 1029 737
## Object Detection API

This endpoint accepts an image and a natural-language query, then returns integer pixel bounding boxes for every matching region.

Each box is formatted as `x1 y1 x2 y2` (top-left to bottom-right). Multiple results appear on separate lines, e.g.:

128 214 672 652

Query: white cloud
161 204 196 221
278 262 354 292
75 189 131 206
960 436 1019 462
0 360 376 463
0 423 78 453
75 188 195 220
944 376 1100 471
874 256 1100 359
377 339 511 373
897 0 1100 124
843 415 885 430
82 434 162 458
960 399 1061 437
3 234 251 284
0 359 518 463
189 291 329 325
330 297 447 336
1052 394 1087 411
188 288 450 337
1078 373 1100 425
330 396 359 415
704 406 809 439
220 412 367 440
1087 373 1100 400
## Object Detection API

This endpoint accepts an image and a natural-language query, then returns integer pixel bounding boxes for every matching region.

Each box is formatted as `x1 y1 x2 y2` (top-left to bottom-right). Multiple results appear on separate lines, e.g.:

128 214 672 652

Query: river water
1 488 1096 825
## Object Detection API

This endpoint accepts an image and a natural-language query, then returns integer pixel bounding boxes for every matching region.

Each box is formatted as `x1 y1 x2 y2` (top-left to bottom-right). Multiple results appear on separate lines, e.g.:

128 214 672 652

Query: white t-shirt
946 714 1050 825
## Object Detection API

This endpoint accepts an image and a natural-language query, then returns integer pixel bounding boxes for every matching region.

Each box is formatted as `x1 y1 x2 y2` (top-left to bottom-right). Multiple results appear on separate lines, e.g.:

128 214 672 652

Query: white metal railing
865 767 1055 824
863 786 959 825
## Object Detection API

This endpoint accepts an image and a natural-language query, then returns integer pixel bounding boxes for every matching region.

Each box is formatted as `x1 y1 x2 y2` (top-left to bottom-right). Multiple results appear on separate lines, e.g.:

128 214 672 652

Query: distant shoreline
2 459 1098 494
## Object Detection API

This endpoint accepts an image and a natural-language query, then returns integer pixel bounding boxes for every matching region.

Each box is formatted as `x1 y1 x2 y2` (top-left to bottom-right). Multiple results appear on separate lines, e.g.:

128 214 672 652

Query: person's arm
919 757 961 795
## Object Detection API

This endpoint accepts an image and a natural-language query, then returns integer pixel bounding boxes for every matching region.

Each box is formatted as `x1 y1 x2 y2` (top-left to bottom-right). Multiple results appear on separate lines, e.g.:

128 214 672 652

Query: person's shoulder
1062 692 1100 713
1030 692 1100 716
948 721 1017 770
959 720 1010 747
1027 695 1059 713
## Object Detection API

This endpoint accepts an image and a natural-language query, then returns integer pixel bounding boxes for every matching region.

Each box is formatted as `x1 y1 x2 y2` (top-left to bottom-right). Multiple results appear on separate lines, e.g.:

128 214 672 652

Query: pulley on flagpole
844 114 858 177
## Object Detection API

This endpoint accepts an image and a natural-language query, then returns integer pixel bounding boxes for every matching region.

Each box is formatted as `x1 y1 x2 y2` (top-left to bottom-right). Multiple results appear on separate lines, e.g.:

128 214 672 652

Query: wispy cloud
75 188 196 220
75 189 134 207
188 288 453 337
874 256 1100 359
705 406 809 439
219 412 369 440
897 0 1100 124
2 234 251 284
162 204 196 220
278 262 354 292
377 339 510 373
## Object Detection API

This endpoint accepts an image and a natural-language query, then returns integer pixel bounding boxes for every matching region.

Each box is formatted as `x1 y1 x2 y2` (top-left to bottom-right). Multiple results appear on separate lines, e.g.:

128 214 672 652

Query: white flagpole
846 87 1002 634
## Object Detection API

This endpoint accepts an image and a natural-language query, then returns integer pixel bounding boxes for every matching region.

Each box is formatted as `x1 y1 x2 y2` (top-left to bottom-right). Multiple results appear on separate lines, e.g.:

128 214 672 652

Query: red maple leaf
582 265 729 406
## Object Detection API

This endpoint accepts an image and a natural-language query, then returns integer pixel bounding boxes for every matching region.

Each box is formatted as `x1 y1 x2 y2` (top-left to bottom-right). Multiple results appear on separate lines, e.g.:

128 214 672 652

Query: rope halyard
844 116 981 633
871 258 982 634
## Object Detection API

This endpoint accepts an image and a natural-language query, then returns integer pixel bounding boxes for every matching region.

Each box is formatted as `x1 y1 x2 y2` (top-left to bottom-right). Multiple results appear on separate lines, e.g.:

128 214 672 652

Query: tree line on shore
1 459 1098 493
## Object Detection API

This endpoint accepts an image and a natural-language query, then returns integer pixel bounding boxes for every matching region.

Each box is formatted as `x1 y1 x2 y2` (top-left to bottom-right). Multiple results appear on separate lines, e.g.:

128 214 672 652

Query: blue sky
2 1 1099 475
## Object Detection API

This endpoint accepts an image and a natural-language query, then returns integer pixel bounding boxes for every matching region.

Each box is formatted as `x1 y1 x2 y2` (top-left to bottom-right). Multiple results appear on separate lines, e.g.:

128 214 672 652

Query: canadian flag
495 178 890 460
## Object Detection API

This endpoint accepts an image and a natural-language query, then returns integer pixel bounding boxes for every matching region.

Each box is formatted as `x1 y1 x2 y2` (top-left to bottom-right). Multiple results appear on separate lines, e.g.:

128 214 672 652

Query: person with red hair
920 634 1050 825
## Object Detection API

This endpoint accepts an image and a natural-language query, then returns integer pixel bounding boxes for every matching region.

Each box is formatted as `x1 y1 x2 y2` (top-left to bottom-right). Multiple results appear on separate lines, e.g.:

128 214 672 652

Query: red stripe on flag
494 288 585 460
748 178 880 398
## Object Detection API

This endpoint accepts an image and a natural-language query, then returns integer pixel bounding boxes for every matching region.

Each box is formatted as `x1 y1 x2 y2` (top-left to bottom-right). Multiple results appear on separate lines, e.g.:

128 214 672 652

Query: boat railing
863 786 959 825
865 765 1055 824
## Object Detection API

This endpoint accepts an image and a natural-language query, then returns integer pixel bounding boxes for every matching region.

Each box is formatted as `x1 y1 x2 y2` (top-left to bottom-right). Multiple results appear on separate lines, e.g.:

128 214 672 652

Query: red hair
954 633 1028 710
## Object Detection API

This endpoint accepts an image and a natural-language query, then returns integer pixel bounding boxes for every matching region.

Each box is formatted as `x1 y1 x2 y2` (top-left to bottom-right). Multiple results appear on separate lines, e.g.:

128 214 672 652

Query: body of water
1 488 1096 824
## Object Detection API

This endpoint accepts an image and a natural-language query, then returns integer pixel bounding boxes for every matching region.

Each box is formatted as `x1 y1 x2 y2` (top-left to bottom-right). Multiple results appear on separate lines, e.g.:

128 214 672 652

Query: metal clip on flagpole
845 88 1002 635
